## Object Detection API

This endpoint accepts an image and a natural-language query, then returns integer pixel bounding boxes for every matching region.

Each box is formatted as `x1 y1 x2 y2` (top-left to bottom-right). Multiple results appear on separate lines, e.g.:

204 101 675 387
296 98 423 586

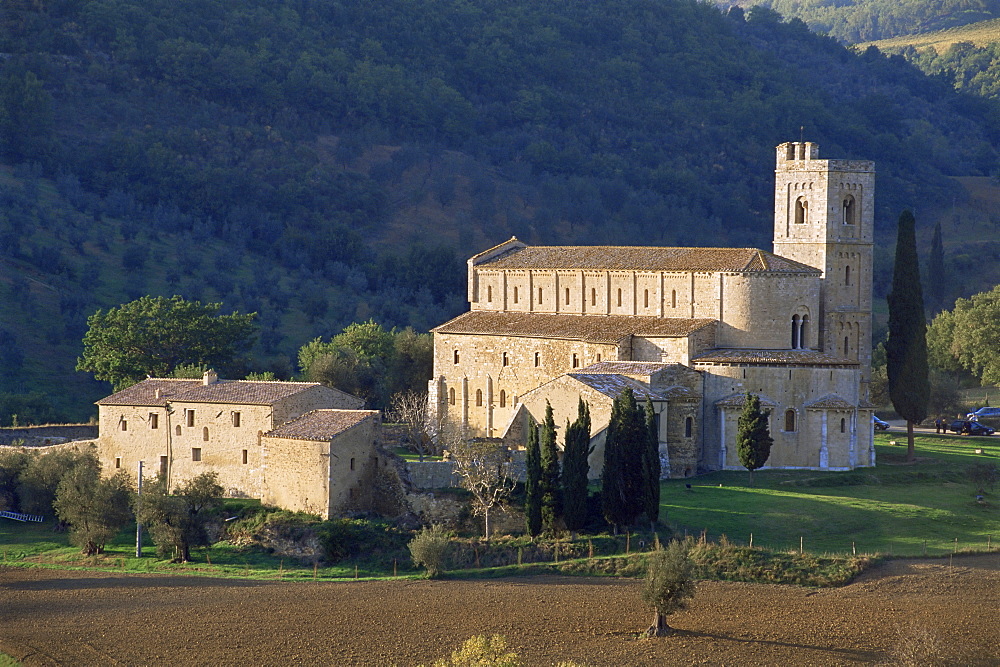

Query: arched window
801 315 809 349
840 418 846 433
175 425 182 436
784 409 796 432
845 265 851 286
454 349 460 364
487 285 492 302
843 195 856 225
534 352 540 367
499 390 506 408
617 288 622 307
794 197 808 224
502 352 508 366
684 417 693 438
844 336 850 356
448 388 455 405
572 353 579 368
476 389 483 407
203 426 209 441
791 314 801 349
538 287 543 303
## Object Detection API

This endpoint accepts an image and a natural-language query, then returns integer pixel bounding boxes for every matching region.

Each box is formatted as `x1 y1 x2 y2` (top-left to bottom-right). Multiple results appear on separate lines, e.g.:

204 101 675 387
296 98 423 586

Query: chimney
155 389 162 399
203 369 218 386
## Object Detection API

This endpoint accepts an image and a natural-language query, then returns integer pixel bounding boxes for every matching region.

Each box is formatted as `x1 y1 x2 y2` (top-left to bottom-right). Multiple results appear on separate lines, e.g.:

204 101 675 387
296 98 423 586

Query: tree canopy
927 284 1000 386
737 392 773 487
77 296 257 391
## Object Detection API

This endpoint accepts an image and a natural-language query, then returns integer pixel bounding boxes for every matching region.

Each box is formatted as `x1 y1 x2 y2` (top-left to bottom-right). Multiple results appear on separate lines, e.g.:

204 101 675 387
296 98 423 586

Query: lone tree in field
561 398 591 533
539 401 561 533
641 538 696 637
737 392 772 487
524 416 542 537
408 523 451 578
886 209 929 462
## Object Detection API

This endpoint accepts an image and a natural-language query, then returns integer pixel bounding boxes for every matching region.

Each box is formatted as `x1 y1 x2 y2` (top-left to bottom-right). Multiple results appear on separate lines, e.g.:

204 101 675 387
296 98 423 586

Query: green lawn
661 434 1000 556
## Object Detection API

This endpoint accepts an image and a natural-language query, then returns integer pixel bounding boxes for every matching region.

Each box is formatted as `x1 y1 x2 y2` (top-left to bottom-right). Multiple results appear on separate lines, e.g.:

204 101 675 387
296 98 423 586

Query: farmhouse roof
692 349 857 366
475 244 820 274
432 311 715 344
96 377 327 407
264 409 378 441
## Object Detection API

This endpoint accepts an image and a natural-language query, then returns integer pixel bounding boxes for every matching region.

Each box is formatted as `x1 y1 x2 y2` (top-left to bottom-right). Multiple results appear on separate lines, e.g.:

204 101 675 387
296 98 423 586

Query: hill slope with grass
3 0 1000 421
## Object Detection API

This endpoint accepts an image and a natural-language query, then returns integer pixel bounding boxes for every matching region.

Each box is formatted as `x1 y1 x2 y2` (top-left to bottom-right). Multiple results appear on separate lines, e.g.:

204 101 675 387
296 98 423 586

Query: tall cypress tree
737 392 772 487
524 416 542 537
539 401 561 533
642 399 661 527
926 221 946 313
562 398 592 533
887 209 929 462
602 386 644 530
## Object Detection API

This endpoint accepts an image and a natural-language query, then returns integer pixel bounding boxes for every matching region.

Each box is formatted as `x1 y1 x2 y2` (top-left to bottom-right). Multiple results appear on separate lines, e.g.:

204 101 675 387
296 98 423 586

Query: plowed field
2 555 999 666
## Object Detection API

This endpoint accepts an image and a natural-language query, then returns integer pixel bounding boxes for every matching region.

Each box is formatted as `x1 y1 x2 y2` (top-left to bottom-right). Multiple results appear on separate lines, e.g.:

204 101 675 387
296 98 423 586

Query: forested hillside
718 0 1000 43
1 0 999 423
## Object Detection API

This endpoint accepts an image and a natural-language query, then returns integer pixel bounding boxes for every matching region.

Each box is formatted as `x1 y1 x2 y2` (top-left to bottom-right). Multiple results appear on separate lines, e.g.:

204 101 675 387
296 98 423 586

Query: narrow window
617 288 622 307
644 289 649 308
192 448 202 462
684 417 693 438
160 455 168 476
149 413 158 429
845 265 851 286
448 388 455 405
499 390 506 408
350 457 356 471
800 315 809 349
232 411 241 427
476 389 483 407
565 287 570 305
121 420 128 432
115 457 121 469
538 287 543 303
453 349 460 364
843 196 855 225
844 336 850 356
572 353 579 368
785 409 796 432
514 286 519 304
487 285 492 302
591 288 596 306
840 418 846 433
203 426 209 441
671 290 677 308
795 197 807 224
534 352 540 367
502 352 509 367
175 424 182 436
242 449 248 464
596 353 601 362
186 409 195 427
791 314 800 349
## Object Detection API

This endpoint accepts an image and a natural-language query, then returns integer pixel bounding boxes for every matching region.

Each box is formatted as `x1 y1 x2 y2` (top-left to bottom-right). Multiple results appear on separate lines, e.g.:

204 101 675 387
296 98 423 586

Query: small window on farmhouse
160 456 168 476
534 352 540 367
591 288 596 306
784 409 796 432
192 448 202 462
232 411 241 427
186 409 195 427
453 349 460 364
121 420 127 431
242 449 248 465
476 389 483 407
572 353 579 368
115 457 121 469
684 417 693 438
565 287 570 305
514 287 519 304
449 388 455 405
149 413 158 429
502 352 509 366
175 425 182 436
487 285 492 302
350 457 356 471
840 418 846 433
203 427 209 441
500 390 506 408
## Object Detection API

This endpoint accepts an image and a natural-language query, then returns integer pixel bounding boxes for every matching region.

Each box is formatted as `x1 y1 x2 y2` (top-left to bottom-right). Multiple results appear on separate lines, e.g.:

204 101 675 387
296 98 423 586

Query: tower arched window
671 290 677 309
502 352 508 367
591 288 596 306
844 336 850 356
791 314 801 349
538 287 543 303
794 197 808 224
617 288 622 307
476 389 483 407
565 287 570 305
784 409 796 432
644 289 649 308
840 417 846 433
800 315 809 349
487 285 492 302
513 287 518 304
448 388 455 405
845 265 851 286
454 349 460 364
534 352 540 367
499 390 506 408
843 195 856 225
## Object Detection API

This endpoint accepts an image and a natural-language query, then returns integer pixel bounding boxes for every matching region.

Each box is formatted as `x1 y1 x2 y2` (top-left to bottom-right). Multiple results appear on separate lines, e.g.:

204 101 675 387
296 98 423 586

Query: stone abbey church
429 142 877 476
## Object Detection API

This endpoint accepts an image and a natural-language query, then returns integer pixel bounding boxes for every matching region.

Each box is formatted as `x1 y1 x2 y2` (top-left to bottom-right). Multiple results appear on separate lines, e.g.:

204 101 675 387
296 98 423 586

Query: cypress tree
737 392 772 487
539 401 561 533
926 221 946 313
887 209 929 462
562 398 591 532
524 416 541 537
642 399 661 527
602 386 644 530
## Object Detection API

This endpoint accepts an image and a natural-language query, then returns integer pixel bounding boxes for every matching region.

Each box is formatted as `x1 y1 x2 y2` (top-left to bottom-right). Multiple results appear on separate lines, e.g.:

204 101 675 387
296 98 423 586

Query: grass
861 17 1000 52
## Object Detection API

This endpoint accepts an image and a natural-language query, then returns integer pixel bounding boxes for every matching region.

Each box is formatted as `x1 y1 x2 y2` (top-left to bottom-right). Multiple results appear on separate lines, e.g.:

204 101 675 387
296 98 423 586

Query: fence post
749 533 753 549
799 536 803 554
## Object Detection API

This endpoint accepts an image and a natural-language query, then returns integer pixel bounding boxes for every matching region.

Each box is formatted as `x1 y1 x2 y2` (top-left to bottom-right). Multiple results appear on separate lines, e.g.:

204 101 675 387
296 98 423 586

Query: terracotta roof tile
804 394 856 410
264 410 378 441
433 311 715 344
714 393 779 408
577 361 680 376
97 378 327 407
477 245 819 273
567 374 671 401
692 349 857 366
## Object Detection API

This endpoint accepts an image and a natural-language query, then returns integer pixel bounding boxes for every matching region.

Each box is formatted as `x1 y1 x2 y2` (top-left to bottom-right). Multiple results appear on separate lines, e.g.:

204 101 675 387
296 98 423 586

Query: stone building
95 371 379 517
429 142 876 475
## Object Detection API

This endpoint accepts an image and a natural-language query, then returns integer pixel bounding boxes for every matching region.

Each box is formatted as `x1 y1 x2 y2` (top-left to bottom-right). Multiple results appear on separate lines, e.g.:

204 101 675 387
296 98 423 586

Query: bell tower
772 142 875 392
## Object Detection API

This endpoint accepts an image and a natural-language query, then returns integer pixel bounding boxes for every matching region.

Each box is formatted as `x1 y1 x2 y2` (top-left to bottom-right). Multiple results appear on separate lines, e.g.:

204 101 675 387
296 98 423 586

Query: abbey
429 142 876 475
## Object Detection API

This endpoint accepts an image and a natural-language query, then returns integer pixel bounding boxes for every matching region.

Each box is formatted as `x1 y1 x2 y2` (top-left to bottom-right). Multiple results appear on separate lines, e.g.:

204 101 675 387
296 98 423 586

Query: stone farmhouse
429 142 876 476
95 370 381 519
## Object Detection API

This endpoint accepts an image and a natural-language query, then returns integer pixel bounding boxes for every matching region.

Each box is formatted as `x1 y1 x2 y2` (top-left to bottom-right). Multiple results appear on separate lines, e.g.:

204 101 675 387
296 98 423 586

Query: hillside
2 0 1000 423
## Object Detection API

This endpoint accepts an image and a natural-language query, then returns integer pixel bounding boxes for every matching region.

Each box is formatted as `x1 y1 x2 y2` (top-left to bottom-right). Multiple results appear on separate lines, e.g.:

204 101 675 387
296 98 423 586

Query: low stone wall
406 461 460 489
0 424 98 446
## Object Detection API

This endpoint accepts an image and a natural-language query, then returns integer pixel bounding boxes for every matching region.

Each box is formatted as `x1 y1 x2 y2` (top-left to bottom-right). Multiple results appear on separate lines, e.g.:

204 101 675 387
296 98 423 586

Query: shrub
429 635 519 667
409 524 451 578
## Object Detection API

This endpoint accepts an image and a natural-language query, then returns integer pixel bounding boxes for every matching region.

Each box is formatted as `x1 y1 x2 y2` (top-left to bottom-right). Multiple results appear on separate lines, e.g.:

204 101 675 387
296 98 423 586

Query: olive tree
641 538 696 637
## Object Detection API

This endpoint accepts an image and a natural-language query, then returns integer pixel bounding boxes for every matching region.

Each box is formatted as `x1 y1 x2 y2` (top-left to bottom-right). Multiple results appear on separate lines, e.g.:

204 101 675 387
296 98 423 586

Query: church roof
692 349 857 366
714 393 779 408
567 374 672 401
577 361 682 376
476 245 820 274
97 378 326 407
804 394 855 410
264 409 378 441
432 311 715 344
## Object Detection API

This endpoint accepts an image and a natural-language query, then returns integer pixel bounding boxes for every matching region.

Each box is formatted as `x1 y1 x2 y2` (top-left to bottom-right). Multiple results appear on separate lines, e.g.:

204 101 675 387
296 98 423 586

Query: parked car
947 420 995 436
873 416 890 431
972 407 1000 419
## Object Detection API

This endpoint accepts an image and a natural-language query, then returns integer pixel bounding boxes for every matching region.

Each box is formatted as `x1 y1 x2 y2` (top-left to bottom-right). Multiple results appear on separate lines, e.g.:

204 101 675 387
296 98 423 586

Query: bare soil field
2 555 999 666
